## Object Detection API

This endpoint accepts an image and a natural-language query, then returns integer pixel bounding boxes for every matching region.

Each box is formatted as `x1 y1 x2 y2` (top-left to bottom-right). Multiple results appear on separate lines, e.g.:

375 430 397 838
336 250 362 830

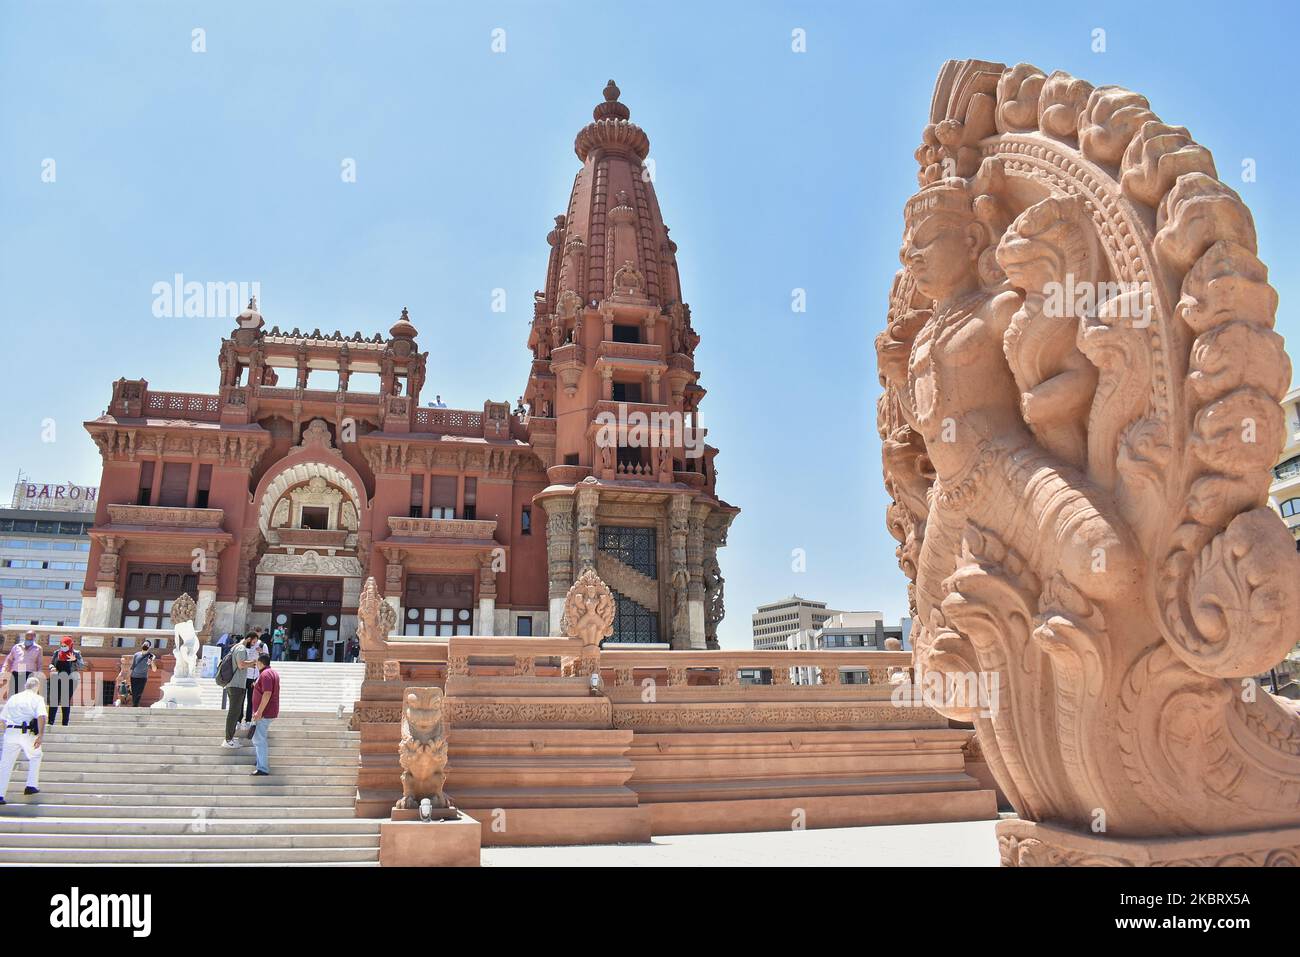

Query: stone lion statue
394 687 451 812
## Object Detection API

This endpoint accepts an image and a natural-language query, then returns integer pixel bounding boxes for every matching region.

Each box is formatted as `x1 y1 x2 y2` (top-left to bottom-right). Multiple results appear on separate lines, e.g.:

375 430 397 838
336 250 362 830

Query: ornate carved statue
357 576 397 657
394 687 451 812
878 59 1300 865
560 567 615 654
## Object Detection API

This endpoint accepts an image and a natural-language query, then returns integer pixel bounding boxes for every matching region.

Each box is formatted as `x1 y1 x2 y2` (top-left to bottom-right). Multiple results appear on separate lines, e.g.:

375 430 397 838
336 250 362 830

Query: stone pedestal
997 819 1300 867
153 676 204 709
379 813 481 867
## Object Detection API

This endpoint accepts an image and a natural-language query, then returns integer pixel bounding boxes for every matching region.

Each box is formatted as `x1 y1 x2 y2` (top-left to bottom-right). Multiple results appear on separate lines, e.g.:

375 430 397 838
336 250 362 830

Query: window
607 587 658 644
158 462 191 507
611 381 642 403
463 478 477 521
431 476 456 520
402 575 473 637
410 474 424 518
599 526 657 579
137 461 155 506
516 616 533 637
195 464 212 509
521 506 531 535
564 453 579 466
1276 456 1300 481
612 324 640 344
1281 498 1300 518
300 506 330 530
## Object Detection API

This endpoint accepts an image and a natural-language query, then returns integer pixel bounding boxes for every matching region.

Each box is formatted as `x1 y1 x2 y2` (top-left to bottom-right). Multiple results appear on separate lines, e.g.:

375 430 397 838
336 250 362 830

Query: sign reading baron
50 887 151 937
10 481 98 512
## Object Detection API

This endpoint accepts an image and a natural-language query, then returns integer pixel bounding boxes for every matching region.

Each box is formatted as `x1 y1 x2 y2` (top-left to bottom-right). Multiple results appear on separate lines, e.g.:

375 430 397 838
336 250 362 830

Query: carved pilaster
575 482 600 572
668 495 690 649
539 498 575 600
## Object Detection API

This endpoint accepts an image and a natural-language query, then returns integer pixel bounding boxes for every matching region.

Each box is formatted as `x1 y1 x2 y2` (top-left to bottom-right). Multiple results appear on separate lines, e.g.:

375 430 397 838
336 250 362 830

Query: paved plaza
482 819 1002 867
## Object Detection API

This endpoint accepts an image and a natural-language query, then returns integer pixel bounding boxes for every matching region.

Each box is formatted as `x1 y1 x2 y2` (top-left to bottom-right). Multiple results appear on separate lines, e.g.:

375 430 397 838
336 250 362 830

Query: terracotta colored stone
379 814 481 867
878 59 1300 864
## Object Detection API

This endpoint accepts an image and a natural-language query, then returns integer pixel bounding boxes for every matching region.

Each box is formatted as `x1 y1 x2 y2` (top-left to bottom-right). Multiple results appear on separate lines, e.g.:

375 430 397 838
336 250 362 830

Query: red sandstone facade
79 81 736 652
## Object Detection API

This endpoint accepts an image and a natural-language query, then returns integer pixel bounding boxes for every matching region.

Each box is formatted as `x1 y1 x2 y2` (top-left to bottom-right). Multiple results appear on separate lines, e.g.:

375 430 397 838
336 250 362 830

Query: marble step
34 768 358 785
0 790 356 806
0 846 379 864
0 816 380 835
0 802 359 819
0 831 379 849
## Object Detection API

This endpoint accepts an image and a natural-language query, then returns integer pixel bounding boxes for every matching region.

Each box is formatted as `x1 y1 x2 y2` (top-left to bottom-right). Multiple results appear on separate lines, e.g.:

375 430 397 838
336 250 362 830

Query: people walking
114 655 131 707
128 641 157 707
46 637 84 727
2 631 44 699
221 634 259 749
0 676 45 803
249 653 279 776
271 626 286 662
288 632 302 662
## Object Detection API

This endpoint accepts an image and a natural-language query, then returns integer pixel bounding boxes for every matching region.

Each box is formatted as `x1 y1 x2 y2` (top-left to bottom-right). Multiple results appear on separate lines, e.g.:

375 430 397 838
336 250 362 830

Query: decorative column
92 536 122 627
539 497 575 635
195 538 224 639
668 496 691 649
686 503 708 650
384 548 405 630
575 482 600 572
477 554 497 636
703 513 730 651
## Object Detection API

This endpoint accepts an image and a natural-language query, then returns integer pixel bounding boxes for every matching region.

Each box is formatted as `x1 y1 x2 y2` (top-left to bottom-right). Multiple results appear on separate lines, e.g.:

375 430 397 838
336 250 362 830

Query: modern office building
751 595 841 649
0 480 97 630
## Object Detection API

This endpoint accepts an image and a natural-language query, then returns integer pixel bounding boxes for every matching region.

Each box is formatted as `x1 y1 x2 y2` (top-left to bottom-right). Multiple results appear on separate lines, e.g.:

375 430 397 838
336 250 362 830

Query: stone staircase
0 708 377 865
193 660 365 713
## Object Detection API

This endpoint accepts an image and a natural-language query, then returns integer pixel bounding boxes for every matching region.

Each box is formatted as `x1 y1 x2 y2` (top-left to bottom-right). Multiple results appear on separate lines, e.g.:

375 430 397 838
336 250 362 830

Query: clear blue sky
2 0 1296 647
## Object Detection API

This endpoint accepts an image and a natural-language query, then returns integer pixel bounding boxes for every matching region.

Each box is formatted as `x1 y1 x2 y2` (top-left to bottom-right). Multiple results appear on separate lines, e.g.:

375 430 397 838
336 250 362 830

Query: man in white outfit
0 676 45 804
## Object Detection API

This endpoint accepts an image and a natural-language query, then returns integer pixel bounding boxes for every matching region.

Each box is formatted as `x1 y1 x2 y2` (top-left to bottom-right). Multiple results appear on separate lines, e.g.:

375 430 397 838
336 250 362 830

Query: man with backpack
219 634 259 748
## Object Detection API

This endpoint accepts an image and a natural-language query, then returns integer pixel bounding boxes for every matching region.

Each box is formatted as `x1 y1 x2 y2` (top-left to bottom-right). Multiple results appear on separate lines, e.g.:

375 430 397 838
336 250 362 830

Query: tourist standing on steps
2 630 44 700
271 625 286 662
288 632 301 662
243 632 267 723
222 634 259 749
0 676 45 803
128 641 157 707
47 637 84 727
249 653 279 776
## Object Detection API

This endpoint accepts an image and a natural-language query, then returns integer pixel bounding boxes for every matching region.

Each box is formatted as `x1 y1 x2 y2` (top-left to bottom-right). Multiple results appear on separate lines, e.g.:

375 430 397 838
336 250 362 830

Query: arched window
1279 498 1300 518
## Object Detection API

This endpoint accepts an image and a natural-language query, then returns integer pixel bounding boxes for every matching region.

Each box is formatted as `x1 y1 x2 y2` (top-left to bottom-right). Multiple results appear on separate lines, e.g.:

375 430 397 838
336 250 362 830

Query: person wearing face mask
128 641 157 707
2 631 44 700
47 637 84 727
222 633 260 749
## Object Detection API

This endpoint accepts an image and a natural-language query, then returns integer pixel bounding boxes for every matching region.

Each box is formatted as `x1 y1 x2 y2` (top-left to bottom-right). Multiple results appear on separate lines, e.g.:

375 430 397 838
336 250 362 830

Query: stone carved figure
560 567 616 652
357 576 397 656
169 592 200 680
878 59 1300 863
394 687 451 812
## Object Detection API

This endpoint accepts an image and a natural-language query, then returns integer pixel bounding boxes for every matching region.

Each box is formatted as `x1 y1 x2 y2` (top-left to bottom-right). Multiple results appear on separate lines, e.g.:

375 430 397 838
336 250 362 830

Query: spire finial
592 79 631 123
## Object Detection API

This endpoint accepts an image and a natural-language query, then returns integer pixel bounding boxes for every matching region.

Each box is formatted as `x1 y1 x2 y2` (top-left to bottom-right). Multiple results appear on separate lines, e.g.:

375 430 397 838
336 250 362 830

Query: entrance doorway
271 577 344 662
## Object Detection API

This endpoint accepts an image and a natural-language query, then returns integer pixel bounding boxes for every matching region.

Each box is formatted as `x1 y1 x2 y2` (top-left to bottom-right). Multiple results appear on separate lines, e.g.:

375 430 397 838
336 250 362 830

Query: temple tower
525 81 737 649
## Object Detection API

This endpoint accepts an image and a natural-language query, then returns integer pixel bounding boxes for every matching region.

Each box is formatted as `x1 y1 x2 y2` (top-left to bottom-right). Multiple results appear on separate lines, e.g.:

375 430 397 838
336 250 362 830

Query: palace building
78 81 736 655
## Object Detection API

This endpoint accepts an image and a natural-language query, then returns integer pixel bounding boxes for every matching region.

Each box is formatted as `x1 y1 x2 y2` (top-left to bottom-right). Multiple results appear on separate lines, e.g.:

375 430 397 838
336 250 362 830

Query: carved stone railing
411 407 484 436
386 516 498 541
598 649 913 688
596 341 663 363
143 390 222 421
444 636 586 678
272 527 350 548
106 504 225 529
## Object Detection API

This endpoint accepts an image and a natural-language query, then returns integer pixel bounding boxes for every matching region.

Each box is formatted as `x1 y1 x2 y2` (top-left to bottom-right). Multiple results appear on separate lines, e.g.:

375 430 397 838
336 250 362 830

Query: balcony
387 516 499 542
142 390 222 422
596 341 663 363
270 527 351 549
106 505 225 529
411 407 484 437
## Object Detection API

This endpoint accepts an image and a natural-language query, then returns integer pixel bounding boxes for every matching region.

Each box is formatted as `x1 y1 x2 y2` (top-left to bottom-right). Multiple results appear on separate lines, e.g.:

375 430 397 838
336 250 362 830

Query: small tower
526 81 737 649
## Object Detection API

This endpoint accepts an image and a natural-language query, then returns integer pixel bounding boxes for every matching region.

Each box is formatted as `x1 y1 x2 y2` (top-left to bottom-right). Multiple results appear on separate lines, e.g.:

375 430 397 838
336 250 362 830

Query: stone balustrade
386 516 498 540
143 389 222 421
106 504 226 528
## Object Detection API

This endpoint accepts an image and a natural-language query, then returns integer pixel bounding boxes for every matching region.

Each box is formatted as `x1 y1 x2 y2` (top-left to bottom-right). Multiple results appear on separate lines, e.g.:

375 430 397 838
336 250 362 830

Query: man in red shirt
249 653 280 776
